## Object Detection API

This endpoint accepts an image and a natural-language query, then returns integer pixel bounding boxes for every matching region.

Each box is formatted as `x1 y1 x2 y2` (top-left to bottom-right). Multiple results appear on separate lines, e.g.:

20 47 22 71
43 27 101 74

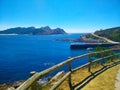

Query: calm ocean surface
0 33 88 84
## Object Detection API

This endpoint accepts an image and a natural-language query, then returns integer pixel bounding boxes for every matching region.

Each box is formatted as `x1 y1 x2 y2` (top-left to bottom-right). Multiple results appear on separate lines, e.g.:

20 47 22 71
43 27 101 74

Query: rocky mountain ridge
0 26 67 35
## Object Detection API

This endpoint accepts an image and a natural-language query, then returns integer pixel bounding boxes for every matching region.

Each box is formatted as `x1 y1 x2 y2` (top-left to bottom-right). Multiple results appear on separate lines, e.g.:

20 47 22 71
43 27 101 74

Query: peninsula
94 27 120 42
71 27 120 49
76 26 120 43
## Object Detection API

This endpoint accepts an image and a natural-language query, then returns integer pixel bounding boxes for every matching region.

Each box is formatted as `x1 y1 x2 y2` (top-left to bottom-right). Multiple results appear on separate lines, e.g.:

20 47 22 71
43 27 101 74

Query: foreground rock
49 71 65 83
0 80 24 90
0 71 65 90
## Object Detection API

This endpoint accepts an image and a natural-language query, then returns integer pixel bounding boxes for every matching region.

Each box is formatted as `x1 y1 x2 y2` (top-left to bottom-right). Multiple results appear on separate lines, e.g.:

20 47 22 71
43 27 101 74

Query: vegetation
95 27 120 42
93 46 114 58
56 63 120 90
90 46 117 64
82 63 120 90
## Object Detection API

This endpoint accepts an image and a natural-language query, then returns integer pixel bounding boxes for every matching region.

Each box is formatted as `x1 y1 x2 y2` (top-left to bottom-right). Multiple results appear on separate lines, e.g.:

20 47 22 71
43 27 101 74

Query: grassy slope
56 61 120 90
83 64 120 90
94 27 120 42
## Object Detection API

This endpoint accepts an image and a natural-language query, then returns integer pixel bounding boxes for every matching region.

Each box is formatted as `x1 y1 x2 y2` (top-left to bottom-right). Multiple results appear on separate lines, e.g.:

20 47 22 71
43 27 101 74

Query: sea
0 33 89 84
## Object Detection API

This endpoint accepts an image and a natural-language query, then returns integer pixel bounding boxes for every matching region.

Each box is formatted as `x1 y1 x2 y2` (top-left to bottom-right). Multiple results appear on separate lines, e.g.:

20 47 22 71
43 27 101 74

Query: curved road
91 33 120 44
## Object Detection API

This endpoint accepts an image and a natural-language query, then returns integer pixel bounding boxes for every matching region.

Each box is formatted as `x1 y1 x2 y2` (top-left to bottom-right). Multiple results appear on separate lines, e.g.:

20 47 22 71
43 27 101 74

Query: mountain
94 27 120 42
0 26 67 35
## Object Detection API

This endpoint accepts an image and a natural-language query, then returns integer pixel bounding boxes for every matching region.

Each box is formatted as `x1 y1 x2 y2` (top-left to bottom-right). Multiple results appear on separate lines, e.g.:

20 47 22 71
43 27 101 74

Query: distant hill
0 26 67 35
94 27 120 42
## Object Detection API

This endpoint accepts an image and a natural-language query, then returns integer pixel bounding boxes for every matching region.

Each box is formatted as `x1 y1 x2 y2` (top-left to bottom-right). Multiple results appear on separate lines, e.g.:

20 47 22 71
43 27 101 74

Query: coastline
57 33 106 43
0 34 18 35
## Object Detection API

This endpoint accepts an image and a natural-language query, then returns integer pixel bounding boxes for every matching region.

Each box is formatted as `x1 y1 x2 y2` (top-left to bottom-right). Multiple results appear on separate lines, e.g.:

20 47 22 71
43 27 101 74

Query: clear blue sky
0 0 120 33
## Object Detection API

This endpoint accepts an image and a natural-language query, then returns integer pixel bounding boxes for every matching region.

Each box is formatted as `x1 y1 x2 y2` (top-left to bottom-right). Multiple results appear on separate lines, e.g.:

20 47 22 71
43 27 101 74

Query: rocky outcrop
0 80 24 90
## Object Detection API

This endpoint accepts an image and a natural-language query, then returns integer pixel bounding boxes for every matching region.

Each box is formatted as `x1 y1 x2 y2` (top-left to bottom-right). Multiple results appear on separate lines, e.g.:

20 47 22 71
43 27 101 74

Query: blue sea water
0 33 88 84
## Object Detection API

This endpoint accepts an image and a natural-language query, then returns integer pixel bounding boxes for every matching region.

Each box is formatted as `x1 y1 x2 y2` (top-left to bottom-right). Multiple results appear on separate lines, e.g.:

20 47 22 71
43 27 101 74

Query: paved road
115 69 120 90
91 33 120 44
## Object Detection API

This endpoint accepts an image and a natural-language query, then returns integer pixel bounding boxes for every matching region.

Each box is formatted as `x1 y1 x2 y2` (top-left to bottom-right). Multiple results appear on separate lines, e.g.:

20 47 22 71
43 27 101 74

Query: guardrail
14 48 120 90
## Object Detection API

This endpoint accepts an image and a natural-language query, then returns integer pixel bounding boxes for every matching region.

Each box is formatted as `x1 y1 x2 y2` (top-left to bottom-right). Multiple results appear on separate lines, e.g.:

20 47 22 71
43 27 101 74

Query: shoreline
0 80 24 90
56 33 106 43
0 34 18 35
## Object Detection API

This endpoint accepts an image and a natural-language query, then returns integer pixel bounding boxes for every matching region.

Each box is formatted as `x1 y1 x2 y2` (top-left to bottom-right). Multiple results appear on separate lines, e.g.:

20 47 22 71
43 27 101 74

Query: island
0 26 67 35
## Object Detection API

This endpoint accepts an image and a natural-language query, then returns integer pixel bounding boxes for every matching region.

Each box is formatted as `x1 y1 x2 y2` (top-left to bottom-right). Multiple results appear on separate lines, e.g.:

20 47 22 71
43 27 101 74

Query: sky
0 0 120 33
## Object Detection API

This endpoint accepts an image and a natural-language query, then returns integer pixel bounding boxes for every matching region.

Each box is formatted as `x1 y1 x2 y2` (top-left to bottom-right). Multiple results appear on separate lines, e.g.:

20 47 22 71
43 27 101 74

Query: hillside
94 27 120 42
0 26 67 35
